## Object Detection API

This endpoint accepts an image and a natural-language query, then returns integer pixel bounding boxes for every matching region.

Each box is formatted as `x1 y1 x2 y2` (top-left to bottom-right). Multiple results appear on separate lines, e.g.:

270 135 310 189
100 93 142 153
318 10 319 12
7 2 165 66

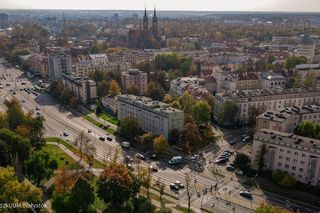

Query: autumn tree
147 81 165 101
126 85 140 96
179 92 195 114
109 80 121 97
118 116 141 142
181 122 202 154
140 132 155 149
153 135 169 155
203 123 215 143
170 100 181 109
192 100 211 124
217 100 239 127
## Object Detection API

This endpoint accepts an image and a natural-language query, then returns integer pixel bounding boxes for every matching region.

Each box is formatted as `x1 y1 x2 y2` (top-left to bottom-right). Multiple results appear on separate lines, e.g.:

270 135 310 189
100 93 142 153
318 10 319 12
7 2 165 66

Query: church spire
143 6 148 30
154 6 157 18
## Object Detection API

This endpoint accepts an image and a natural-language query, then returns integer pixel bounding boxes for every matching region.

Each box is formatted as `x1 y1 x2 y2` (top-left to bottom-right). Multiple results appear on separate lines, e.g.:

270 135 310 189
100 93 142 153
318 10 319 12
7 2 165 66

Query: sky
0 0 320 12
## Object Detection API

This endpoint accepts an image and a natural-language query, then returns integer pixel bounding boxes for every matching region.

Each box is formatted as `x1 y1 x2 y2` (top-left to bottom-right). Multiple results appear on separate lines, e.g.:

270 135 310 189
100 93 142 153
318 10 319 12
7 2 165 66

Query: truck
168 156 183 165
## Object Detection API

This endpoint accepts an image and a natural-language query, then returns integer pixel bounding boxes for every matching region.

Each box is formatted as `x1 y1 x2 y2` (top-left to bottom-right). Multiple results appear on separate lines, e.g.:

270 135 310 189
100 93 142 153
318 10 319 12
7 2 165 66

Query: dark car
215 158 227 164
135 153 145 160
226 165 235 172
170 183 179 191
99 137 105 141
239 191 252 199
107 136 112 141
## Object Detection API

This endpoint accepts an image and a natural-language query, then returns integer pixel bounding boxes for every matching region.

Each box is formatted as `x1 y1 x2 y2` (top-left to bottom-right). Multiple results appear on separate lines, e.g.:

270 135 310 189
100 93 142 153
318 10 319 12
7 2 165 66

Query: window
286 157 290 161
294 152 298 156
302 153 306 157
299 168 304 172
287 150 291 154
292 166 296 171
293 159 297 163
279 156 283 159
285 164 289 169
278 162 282 167
280 148 284 152
301 161 305 165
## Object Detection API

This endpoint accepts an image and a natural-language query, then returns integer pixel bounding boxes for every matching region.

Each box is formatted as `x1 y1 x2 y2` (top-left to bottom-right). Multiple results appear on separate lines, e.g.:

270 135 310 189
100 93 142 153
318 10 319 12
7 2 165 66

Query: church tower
152 7 158 38
143 7 148 30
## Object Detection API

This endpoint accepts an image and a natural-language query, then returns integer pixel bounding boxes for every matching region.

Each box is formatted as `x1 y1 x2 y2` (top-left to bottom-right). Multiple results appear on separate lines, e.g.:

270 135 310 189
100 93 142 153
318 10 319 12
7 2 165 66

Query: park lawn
99 113 119 126
83 115 116 135
45 137 106 169
43 144 80 170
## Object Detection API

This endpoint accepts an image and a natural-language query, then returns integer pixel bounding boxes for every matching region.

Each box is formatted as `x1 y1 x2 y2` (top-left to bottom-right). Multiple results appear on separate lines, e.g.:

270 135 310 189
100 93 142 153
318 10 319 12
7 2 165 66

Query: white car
121 141 130 148
174 181 184 188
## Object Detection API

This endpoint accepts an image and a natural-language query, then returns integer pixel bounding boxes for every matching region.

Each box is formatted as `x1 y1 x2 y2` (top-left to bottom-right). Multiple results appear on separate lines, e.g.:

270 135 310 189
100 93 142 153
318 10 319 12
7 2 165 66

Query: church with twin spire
128 7 161 49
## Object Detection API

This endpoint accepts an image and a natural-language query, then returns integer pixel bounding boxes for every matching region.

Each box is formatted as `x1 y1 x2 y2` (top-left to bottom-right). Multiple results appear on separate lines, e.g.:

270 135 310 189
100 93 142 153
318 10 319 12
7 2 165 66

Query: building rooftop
255 129 320 153
295 64 320 70
261 72 286 81
63 73 95 84
118 94 183 115
218 87 320 99
257 104 320 122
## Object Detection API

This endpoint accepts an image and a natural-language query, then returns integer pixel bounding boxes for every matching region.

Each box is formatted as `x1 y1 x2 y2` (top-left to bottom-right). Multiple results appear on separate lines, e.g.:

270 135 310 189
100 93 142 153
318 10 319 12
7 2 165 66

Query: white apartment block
62 74 97 104
73 61 131 76
48 51 72 81
117 94 184 139
214 88 320 123
256 104 320 133
252 129 320 186
121 69 147 95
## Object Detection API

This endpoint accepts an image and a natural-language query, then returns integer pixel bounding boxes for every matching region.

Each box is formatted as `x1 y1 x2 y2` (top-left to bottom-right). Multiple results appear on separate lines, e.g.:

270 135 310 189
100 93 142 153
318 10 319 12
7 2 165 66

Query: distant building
261 72 286 89
48 51 72 81
28 54 49 78
0 13 9 29
117 94 184 138
252 129 320 186
62 74 97 104
121 69 148 95
295 44 316 63
128 7 160 49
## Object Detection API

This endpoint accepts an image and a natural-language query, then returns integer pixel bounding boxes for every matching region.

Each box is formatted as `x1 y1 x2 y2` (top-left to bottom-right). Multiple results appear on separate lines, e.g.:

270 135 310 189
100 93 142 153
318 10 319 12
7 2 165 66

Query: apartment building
214 88 320 123
107 50 154 64
62 74 97 104
73 61 130 76
89 54 109 65
256 104 320 133
295 44 316 63
48 51 72 81
261 72 286 89
237 73 260 90
295 64 320 84
28 54 49 78
121 69 147 95
117 94 184 138
252 129 320 186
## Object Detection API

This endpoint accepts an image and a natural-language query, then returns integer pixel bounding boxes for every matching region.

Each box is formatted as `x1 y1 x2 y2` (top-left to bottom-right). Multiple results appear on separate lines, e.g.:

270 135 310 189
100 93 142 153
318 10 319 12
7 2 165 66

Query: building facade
117 94 184 138
252 129 320 186
62 74 97 104
214 88 320 123
121 69 148 95
28 54 49 78
256 104 320 133
48 51 72 81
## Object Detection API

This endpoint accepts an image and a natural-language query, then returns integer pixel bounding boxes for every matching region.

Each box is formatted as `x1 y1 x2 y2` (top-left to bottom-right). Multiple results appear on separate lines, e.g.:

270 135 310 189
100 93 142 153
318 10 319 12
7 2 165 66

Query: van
168 156 183 165
121 141 130 148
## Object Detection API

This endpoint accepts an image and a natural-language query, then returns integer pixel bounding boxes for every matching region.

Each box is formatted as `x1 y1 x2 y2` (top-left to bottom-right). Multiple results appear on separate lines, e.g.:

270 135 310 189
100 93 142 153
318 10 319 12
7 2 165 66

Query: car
21 82 26 85
106 136 112 141
221 152 231 157
168 156 183 165
87 129 92 133
149 154 157 160
99 137 105 141
12 91 16 95
170 183 179 191
27 91 31 94
124 156 133 163
35 107 40 111
229 139 237 145
218 156 229 161
0 86 3 89
127 164 134 171
135 153 145 160
121 141 130 148
63 132 69 137
174 181 184 188
6 83 10 86
22 99 26 103
149 165 158 172
215 158 227 164
9 89 13 92
36 112 41 116
239 191 252 199
190 154 200 161
226 165 235 172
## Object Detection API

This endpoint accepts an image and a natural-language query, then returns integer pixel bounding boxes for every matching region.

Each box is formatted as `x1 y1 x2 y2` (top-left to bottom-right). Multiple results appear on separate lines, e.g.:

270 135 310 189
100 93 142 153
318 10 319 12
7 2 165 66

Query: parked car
63 132 69 137
121 142 130 148
124 156 133 163
226 165 235 172
87 129 92 133
149 165 158 172
174 181 184 188
135 153 145 160
190 154 200 161
239 191 252 199
107 136 112 141
168 156 183 165
99 137 105 141
36 107 40 111
215 158 227 164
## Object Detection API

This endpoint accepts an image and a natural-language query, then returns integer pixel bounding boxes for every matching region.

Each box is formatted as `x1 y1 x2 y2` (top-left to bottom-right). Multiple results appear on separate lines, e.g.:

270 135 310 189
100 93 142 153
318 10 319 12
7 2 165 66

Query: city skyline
1 0 320 12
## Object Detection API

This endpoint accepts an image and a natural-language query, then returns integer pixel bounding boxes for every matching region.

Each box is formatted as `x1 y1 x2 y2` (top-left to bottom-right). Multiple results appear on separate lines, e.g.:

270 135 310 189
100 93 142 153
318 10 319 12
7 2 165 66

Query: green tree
52 192 72 213
119 116 141 142
181 122 202 154
179 92 195 114
26 150 58 186
295 120 315 138
217 100 239 127
97 80 109 97
146 82 165 101
169 129 180 145
272 170 296 188
69 177 95 212
109 80 121 97
284 56 307 69
233 153 251 172
192 100 211 124
140 132 155 149
153 135 169 155
255 143 267 172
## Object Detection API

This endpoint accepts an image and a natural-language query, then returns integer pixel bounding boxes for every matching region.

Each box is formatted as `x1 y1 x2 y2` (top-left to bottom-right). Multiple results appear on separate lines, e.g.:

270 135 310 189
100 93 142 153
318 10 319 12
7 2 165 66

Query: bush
272 170 296 188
